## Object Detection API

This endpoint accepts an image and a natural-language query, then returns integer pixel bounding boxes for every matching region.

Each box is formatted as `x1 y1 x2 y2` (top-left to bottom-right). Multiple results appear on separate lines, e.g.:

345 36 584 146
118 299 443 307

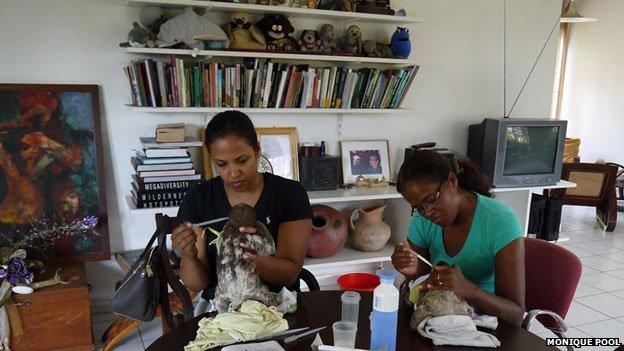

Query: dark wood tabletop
146 291 557 351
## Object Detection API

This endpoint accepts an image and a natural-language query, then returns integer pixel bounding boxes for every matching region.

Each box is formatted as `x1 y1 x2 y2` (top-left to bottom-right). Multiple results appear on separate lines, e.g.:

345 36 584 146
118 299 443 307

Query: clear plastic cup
333 321 357 348
341 291 361 325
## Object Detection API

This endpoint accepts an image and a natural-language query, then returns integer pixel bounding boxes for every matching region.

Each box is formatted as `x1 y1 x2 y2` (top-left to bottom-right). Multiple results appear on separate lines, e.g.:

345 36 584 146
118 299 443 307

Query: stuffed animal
139 6 168 34
214 204 278 313
390 27 411 59
119 22 156 48
410 289 474 330
299 30 322 52
270 0 290 5
223 11 266 51
319 23 338 55
362 39 394 58
256 14 299 52
157 7 230 50
340 24 362 54
317 0 356 11
355 0 395 15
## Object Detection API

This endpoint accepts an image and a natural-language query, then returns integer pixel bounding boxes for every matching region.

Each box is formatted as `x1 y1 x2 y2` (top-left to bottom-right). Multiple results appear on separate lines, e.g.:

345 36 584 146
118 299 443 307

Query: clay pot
308 205 348 258
350 202 391 252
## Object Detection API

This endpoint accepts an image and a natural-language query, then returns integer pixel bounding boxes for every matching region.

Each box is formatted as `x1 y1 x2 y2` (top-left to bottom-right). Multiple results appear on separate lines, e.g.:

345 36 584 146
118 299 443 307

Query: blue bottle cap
376 269 398 283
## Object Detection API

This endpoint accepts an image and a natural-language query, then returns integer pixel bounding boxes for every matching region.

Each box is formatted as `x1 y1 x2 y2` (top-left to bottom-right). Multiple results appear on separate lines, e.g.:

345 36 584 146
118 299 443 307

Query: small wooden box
10 263 94 351
299 156 340 191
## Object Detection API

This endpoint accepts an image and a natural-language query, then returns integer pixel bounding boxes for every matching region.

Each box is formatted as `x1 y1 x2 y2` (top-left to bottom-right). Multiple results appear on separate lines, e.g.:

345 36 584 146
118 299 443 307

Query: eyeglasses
411 180 444 216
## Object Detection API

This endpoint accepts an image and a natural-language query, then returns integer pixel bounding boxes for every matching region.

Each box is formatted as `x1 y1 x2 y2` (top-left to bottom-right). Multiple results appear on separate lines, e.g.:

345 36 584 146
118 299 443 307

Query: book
140 173 201 183
144 148 189 158
132 175 199 191
140 137 202 148
136 151 191 164
132 197 183 209
131 157 193 172
138 169 197 178
155 123 185 143
131 188 188 204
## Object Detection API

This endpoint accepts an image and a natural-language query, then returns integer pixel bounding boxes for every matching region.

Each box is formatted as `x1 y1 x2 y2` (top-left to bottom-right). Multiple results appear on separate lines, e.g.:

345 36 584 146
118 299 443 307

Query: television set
467 118 568 188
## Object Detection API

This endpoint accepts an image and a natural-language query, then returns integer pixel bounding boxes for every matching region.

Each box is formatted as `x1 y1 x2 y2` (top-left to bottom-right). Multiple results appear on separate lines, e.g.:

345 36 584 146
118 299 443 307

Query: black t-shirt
176 173 312 300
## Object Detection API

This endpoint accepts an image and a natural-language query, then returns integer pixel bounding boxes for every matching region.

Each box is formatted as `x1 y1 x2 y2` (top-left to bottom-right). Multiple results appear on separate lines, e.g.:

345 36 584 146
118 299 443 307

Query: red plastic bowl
337 273 380 292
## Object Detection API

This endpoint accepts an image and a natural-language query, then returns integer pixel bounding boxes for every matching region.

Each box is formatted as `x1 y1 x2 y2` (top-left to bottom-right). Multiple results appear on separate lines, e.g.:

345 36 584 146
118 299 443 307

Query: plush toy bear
256 14 300 52
223 11 266 51
319 23 338 55
362 39 394 58
299 30 322 53
339 24 362 54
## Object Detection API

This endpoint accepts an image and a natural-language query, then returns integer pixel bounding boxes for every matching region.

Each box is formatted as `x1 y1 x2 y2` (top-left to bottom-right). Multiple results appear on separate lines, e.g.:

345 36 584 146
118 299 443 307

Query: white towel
417 315 501 348
471 314 498 330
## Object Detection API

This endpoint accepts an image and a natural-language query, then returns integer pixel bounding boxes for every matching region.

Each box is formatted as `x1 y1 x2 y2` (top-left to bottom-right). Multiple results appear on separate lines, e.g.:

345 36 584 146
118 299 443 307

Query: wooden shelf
126 186 402 214
303 244 393 269
491 180 576 193
125 47 418 66
126 0 422 24
128 106 415 114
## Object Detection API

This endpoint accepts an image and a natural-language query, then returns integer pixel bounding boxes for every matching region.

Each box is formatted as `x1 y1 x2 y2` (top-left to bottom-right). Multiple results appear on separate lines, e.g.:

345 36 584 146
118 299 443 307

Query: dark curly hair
396 150 492 198
204 110 258 152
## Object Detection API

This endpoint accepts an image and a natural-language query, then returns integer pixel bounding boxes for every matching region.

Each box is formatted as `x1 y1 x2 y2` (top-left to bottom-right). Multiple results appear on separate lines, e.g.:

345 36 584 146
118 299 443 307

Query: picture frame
340 140 391 184
201 126 299 181
0 84 109 262
256 127 299 181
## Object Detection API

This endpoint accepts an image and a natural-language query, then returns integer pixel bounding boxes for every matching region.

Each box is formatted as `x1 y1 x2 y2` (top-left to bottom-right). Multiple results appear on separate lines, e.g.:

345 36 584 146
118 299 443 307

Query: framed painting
0 84 109 262
340 140 391 184
201 126 298 181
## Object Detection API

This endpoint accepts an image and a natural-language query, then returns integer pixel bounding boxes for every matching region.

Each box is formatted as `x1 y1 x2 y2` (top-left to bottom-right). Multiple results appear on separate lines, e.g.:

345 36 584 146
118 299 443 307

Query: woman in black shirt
172 111 312 306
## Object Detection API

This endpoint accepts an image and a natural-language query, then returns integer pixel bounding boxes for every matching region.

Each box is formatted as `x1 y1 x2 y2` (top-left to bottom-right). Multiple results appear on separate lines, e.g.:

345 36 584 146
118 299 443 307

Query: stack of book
131 137 203 209
123 57 419 109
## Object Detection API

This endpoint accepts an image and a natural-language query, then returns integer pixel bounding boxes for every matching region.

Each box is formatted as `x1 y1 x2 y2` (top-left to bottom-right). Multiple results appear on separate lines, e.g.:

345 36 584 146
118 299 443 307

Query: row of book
123 56 419 109
131 137 202 208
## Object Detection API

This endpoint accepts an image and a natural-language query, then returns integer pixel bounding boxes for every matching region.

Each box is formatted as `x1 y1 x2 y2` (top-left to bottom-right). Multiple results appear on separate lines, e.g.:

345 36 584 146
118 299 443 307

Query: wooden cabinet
10 263 94 351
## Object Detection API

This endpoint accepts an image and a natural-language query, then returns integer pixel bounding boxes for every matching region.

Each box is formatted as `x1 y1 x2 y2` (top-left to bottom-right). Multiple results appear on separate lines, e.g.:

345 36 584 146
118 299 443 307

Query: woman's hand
423 264 478 301
239 227 261 273
391 241 419 277
171 222 201 260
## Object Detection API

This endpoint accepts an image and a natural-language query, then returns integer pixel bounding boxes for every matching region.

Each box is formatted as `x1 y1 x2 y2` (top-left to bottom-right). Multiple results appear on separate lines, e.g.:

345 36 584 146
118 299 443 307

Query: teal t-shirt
407 193 523 294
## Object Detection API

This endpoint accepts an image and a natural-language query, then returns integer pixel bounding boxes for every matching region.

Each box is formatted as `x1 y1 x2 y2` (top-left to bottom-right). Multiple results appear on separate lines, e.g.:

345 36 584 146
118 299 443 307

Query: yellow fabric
563 138 581 163
185 300 288 351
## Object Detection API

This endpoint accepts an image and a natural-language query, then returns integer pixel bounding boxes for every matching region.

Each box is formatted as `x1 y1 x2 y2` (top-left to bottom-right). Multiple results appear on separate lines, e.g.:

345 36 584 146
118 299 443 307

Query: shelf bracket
337 114 343 137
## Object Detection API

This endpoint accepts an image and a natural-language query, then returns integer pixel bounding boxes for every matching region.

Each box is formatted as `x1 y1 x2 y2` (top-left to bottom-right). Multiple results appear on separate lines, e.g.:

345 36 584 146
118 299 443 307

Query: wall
0 0 559 306
561 0 623 163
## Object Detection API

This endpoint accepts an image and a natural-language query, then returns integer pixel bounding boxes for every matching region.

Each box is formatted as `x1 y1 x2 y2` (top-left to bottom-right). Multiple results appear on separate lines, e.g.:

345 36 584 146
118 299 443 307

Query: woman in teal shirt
391 150 525 325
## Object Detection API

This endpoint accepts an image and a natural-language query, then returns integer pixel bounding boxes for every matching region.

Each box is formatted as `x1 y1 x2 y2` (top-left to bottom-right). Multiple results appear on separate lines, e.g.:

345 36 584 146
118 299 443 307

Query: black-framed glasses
411 180 444 216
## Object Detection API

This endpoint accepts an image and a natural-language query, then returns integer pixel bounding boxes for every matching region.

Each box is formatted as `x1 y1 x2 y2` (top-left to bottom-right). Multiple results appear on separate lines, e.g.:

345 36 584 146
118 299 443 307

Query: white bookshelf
126 48 418 66
128 106 415 114
126 0 423 24
491 180 576 193
303 244 393 269
126 186 403 214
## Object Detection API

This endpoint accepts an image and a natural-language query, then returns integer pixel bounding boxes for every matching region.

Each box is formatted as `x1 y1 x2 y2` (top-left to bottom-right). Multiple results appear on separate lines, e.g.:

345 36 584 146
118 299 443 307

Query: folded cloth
185 300 288 351
471 314 498 330
417 315 500 348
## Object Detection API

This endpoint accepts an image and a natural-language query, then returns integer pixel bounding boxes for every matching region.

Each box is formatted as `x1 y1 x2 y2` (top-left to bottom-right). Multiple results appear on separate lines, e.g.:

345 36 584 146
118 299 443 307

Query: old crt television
467 118 567 188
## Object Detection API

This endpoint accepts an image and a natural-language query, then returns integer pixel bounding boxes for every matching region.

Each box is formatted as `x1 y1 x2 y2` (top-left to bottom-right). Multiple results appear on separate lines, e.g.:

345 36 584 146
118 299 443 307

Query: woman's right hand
172 222 200 260
391 241 419 277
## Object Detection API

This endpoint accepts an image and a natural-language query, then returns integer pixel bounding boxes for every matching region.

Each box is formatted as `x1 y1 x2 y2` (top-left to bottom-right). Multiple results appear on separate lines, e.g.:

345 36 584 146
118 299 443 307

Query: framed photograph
0 84 109 262
340 140 390 184
201 126 298 181
256 127 299 181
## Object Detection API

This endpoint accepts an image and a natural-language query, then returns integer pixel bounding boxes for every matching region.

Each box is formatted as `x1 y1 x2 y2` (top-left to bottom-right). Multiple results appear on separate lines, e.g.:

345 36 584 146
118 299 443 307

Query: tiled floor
91 205 624 350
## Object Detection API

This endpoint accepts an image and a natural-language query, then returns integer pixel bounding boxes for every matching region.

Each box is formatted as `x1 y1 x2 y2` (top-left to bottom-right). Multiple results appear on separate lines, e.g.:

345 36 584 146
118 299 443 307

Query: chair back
524 238 582 330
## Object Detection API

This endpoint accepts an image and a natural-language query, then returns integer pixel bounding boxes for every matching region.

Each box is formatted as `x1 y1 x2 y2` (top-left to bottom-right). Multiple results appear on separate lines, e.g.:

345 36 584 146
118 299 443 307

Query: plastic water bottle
370 269 399 351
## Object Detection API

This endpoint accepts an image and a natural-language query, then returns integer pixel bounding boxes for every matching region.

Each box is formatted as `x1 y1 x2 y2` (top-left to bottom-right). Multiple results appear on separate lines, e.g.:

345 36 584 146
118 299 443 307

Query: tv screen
503 125 560 176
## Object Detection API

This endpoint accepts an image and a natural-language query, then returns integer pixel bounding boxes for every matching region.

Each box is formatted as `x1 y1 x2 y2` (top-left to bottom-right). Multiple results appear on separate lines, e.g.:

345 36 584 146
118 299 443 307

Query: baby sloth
410 289 474 330
214 203 278 313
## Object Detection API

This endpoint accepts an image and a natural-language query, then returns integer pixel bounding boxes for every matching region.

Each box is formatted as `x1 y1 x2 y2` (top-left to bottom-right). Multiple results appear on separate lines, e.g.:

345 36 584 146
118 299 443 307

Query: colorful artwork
0 85 108 262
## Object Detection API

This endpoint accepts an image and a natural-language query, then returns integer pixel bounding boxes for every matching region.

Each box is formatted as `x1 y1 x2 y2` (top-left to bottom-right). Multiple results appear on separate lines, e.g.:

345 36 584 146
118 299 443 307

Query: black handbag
109 228 161 322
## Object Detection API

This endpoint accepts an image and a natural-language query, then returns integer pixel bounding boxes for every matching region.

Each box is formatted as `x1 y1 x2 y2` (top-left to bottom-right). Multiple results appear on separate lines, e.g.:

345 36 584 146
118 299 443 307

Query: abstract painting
0 84 108 262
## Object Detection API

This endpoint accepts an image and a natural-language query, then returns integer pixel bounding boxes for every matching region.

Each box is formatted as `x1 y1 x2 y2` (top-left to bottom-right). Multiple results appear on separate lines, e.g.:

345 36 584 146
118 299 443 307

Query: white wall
561 0 623 164
0 0 559 305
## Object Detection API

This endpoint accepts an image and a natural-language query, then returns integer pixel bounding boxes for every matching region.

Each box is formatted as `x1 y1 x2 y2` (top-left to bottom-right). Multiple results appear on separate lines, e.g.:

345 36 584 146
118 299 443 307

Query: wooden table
146 291 556 351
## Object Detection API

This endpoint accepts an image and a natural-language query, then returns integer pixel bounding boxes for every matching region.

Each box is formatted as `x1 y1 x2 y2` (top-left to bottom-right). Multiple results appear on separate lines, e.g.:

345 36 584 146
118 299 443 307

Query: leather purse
109 228 161 322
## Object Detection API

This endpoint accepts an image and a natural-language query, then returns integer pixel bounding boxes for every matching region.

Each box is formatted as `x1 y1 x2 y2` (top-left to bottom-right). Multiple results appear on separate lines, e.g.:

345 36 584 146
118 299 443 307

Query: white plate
12 286 33 295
